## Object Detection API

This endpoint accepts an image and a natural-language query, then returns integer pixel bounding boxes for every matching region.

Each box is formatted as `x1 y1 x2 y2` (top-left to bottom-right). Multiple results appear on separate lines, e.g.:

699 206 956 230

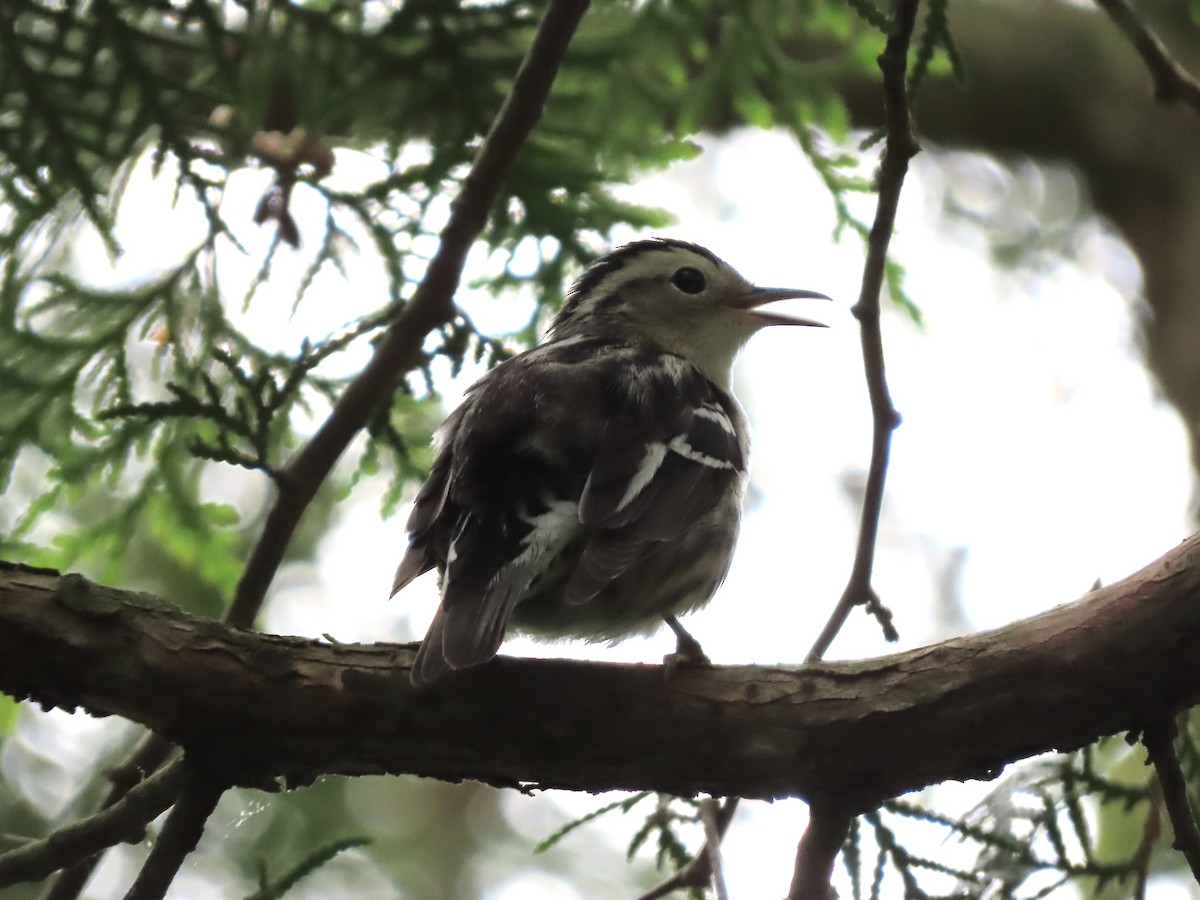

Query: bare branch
806 0 921 663
35 4 592 896
40 737 177 899
700 799 729 900
1094 0 1200 118
122 769 225 900
227 0 593 628
1142 719 1200 887
0 759 186 886
1133 779 1163 900
788 804 853 900
715 2 925 880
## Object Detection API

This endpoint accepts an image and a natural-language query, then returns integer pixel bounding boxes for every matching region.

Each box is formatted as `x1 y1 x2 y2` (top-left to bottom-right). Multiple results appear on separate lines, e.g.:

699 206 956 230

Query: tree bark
2 534 1200 811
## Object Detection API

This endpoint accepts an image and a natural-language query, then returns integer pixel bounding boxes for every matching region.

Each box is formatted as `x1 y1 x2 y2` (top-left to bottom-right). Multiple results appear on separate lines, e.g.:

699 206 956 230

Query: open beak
727 286 832 327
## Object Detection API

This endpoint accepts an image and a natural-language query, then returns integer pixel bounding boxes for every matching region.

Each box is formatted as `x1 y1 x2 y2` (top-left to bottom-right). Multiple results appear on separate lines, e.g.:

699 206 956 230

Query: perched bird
394 238 828 684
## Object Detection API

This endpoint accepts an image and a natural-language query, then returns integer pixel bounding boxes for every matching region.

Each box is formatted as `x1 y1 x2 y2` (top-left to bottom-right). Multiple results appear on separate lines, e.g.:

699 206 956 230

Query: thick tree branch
805 0 919 664
0 533 1197 851
1094 0 1200 118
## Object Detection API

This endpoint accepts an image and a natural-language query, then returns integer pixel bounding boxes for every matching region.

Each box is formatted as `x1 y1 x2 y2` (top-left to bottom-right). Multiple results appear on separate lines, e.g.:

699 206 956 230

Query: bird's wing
406 344 606 682
565 364 744 606
390 410 463 597
390 459 448 596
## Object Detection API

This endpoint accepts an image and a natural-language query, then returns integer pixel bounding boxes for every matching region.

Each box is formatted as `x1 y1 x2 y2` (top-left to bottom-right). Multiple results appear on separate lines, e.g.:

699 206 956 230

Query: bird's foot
662 615 711 679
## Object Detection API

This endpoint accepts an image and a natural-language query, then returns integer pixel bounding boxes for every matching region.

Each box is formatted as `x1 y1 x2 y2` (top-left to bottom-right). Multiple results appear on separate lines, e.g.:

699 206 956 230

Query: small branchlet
243 836 372 900
843 744 1164 898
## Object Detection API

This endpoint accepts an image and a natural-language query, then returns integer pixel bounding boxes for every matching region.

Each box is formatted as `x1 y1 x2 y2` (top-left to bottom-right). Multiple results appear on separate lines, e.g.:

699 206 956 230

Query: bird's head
549 239 829 386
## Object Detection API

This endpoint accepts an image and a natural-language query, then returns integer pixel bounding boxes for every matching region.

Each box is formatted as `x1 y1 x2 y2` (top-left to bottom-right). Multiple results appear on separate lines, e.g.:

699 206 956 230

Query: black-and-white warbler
394 238 828 684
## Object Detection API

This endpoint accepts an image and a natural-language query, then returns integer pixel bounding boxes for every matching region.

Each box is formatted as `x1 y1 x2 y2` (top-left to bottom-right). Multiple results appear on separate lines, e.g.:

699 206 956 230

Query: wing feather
391 435 456 596
564 532 648 605
567 376 744 604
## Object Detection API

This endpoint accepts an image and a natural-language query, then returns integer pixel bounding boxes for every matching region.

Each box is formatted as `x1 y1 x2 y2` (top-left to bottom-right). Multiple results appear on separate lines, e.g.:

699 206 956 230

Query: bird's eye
671 266 706 295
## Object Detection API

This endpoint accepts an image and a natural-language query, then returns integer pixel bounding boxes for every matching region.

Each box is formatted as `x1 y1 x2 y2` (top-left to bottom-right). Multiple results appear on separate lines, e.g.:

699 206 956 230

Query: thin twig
0 759 186 887
1094 0 1200 118
1132 775 1164 900
41 737 177 900
226 0 592 628
795 3 921 888
788 803 854 900
635 798 739 900
121 768 226 900
35 3 592 897
700 799 730 900
804 0 920 664
1142 719 1200 887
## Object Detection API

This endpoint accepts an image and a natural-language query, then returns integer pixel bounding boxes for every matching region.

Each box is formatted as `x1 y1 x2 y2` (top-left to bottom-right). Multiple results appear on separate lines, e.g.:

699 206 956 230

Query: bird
393 238 829 684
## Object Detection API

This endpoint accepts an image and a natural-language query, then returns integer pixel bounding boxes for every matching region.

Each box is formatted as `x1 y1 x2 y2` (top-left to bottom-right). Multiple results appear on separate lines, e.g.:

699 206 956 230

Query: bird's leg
663 614 711 677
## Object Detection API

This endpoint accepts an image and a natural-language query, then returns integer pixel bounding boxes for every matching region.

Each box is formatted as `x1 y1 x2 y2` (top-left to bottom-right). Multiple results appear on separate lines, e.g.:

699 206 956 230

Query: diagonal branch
121 768 225 900
1142 719 1200 888
227 0 593 628
788 803 854 900
805 0 920 664
41 737 177 899
37 2 593 895
0 758 186 886
1094 0 1200 118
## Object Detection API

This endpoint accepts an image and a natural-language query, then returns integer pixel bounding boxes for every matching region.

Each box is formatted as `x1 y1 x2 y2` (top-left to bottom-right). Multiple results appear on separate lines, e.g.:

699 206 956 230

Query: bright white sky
276 129 1193 898
7 127 1194 898
257 129 1192 654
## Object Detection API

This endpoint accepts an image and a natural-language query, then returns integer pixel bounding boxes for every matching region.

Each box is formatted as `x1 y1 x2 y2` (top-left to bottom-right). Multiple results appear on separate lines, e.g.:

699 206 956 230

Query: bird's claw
662 616 711 679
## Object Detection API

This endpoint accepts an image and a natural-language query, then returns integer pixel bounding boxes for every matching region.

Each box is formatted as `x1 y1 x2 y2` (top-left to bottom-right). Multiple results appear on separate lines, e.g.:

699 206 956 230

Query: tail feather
392 542 435 596
440 600 507 671
409 557 532 685
411 612 453 685
409 598 507 685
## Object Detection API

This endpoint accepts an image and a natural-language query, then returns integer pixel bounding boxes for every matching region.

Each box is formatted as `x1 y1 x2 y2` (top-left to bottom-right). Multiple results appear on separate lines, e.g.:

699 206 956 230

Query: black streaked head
547 239 829 387
560 239 724 317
